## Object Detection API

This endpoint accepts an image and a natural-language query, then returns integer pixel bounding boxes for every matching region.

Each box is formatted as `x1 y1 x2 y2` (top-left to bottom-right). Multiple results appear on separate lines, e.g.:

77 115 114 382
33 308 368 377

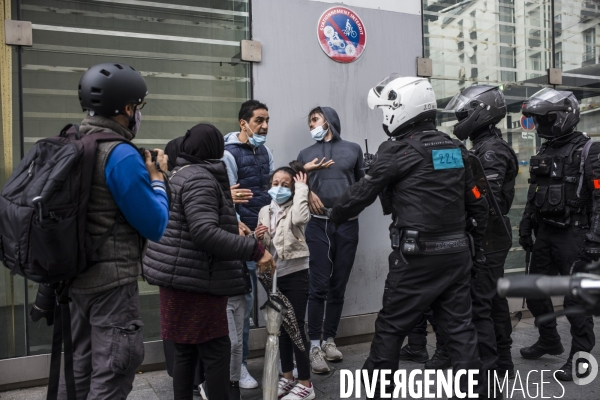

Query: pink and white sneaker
281 382 316 400
278 377 297 399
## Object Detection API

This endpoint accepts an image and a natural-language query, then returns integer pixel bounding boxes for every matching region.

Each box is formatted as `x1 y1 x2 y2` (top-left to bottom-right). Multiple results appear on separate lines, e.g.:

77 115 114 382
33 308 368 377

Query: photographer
54 63 169 399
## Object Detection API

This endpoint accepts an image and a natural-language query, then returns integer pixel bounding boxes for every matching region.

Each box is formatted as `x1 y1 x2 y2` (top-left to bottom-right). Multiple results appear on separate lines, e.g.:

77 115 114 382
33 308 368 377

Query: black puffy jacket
143 158 255 296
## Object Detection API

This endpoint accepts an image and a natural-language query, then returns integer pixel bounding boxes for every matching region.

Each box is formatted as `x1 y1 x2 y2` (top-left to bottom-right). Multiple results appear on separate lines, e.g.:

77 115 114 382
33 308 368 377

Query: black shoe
399 344 429 363
425 348 451 369
495 368 515 379
193 387 200 396
555 359 573 382
520 340 564 359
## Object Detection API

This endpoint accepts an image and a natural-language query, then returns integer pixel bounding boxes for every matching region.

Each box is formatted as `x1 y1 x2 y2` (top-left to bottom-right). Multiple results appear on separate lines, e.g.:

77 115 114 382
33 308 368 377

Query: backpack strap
46 281 75 400
577 139 594 198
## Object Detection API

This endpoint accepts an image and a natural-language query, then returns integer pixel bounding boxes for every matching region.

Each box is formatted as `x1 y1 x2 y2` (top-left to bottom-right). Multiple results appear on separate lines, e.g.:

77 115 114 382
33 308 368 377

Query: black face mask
534 114 557 139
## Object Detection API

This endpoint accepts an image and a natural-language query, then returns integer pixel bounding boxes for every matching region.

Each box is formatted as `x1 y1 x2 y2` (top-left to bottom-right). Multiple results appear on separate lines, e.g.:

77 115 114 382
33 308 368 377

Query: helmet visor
373 73 404 96
444 94 471 112
529 88 568 104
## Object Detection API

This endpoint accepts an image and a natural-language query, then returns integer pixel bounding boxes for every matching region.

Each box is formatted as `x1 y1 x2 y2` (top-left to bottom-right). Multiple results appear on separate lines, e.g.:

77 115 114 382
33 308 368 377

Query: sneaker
240 363 259 389
281 382 316 400
279 360 299 378
322 337 343 361
398 344 429 363
519 340 564 360
425 348 451 370
310 346 331 374
278 377 297 398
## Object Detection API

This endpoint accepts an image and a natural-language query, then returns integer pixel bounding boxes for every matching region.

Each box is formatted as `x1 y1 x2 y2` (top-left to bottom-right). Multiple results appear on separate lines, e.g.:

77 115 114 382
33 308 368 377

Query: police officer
446 85 518 378
330 74 490 397
519 88 595 381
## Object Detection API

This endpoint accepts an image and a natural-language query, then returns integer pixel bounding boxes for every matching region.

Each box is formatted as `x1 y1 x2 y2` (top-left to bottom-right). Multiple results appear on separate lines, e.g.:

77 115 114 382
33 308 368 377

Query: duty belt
398 230 470 255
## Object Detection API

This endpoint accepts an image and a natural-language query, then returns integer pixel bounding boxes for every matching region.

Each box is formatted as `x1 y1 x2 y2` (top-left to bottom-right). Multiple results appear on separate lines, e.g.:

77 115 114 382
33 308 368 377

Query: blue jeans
242 261 257 364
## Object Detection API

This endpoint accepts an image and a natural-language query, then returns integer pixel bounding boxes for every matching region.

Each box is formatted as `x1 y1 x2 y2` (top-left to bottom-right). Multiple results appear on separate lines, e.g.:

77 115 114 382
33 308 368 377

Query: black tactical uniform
470 126 518 375
519 88 595 381
331 121 489 396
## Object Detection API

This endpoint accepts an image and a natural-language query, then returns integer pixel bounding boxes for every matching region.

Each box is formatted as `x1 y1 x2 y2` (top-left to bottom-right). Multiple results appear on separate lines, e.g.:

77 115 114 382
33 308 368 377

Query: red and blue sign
521 115 535 131
317 7 367 63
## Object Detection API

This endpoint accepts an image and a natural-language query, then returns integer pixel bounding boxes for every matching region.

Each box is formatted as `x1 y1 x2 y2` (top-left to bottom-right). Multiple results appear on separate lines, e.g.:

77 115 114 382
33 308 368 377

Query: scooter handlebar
497 275 571 299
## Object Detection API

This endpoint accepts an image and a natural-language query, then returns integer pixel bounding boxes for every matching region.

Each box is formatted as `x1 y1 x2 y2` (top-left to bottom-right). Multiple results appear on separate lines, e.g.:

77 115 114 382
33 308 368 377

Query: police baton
522 248 531 309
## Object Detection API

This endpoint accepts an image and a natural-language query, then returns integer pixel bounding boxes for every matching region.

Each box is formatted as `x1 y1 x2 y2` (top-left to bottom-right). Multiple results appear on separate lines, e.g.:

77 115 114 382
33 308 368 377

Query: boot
229 381 241 400
398 344 429 363
425 348 451 369
555 357 573 381
519 340 564 359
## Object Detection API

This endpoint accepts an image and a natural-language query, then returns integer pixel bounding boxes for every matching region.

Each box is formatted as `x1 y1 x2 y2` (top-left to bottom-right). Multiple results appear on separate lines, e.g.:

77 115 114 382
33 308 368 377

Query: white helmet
368 74 437 136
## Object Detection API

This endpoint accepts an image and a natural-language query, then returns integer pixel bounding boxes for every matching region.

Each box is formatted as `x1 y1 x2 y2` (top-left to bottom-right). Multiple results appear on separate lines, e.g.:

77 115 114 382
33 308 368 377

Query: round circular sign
521 115 535 131
317 7 367 63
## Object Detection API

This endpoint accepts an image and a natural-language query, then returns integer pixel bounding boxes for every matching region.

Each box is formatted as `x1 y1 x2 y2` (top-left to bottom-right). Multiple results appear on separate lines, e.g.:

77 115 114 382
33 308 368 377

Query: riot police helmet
521 88 580 139
368 74 437 137
79 63 148 117
445 85 506 140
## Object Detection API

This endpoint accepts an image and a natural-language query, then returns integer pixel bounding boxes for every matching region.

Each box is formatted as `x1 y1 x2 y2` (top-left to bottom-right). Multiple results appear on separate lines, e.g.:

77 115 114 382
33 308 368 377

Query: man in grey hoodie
297 106 364 373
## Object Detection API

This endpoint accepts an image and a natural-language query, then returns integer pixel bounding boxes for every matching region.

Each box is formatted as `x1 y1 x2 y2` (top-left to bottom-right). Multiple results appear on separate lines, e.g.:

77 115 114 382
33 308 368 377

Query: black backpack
0 124 134 283
0 124 137 400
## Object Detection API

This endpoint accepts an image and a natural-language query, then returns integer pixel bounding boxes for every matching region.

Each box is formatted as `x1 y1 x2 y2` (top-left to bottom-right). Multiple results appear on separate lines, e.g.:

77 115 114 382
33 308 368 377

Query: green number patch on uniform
432 149 464 170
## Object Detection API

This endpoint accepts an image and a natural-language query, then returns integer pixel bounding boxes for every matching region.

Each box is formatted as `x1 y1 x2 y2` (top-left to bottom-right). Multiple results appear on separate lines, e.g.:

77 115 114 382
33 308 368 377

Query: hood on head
320 107 341 140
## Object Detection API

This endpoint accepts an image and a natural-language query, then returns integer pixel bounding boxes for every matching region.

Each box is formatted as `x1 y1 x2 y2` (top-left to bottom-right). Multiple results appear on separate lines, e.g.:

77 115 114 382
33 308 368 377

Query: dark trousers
470 263 500 372
58 282 144 400
163 340 203 385
307 217 359 341
363 250 485 398
173 336 231 400
486 249 514 371
407 309 445 349
527 225 595 355
278 269 311 381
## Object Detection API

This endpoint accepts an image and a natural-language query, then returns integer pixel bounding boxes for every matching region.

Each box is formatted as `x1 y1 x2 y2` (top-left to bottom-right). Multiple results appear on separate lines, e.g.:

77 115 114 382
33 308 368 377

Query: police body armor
383 130 472 257
528 134 592 229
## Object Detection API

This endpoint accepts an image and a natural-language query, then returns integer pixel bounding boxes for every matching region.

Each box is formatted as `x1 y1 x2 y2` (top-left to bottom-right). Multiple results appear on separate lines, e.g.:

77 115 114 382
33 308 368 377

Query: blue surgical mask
245 123 267 147
310 123 328 141
268 186 292 204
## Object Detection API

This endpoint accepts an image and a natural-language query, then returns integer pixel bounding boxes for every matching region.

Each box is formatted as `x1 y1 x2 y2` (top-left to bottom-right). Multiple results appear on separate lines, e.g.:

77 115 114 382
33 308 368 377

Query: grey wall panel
252 0 422 316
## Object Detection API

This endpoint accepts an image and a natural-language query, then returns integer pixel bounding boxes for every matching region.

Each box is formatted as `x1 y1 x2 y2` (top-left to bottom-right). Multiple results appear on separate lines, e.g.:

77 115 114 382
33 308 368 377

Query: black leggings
173 335 231 400
278 269 311 381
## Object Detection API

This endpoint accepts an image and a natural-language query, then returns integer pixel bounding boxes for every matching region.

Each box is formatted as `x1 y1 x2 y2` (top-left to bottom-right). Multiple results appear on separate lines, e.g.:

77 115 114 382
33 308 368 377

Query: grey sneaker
322 337 343 361
310 346 331 374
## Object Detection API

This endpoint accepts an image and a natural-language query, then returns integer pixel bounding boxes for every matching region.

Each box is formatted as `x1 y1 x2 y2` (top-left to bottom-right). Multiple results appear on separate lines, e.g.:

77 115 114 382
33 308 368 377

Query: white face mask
310 123 328 141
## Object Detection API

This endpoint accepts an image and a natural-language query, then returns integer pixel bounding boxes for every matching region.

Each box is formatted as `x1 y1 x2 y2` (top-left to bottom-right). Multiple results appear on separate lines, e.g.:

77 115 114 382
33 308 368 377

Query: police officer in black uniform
446 85 518 378
330 74 490 397
519 88 595 381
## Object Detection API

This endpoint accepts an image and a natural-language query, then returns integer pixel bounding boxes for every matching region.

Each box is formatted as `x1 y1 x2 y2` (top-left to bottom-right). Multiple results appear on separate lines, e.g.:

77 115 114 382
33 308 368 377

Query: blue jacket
223 132 274 230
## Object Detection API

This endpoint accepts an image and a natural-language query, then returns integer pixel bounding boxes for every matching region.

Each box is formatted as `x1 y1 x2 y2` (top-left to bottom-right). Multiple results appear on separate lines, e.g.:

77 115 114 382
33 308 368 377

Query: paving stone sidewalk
2 316 600 400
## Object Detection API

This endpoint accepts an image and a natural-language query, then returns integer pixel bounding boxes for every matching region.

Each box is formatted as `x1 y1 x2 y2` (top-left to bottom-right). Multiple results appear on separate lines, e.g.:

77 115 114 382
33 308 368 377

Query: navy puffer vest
226 142 271 230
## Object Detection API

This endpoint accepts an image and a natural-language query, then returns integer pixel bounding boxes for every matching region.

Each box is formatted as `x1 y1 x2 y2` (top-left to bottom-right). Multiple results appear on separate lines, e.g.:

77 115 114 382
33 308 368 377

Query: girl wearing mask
255 161 314 400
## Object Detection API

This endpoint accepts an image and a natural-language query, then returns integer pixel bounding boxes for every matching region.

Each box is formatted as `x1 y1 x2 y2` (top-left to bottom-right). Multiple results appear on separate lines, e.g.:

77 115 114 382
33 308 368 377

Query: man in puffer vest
222 99 274 388
58 63 169 399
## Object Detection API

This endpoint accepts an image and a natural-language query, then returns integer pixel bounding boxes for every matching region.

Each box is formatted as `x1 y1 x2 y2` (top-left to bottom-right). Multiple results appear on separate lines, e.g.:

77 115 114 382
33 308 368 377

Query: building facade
0 0 598 389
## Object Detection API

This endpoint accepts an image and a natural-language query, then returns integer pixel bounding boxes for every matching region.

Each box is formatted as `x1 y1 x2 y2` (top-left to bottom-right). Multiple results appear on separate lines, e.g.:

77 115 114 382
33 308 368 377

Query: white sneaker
322 337 343 361
240 363 259 389
281 382 316 400
199 383 209 400
277 377 297 399
278 360 299 378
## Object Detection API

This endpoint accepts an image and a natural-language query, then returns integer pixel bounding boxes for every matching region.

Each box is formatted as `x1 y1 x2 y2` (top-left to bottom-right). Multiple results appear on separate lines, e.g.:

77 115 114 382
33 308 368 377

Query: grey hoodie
297 107 364 209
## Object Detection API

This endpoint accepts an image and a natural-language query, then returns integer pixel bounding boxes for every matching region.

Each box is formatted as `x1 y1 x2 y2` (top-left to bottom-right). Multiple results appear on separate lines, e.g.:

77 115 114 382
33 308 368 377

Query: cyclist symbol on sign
324 26 346 50
343 19 358 38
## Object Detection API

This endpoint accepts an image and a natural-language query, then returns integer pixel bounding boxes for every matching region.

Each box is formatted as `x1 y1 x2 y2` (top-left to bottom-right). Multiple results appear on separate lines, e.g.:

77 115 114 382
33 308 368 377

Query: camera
30 282 59 326
139 147 158 162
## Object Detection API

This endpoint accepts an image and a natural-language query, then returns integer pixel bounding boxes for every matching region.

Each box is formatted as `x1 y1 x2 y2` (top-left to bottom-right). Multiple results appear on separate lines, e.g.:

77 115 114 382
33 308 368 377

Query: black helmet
522 88 580 139
444 85 506 140
78 63 147 117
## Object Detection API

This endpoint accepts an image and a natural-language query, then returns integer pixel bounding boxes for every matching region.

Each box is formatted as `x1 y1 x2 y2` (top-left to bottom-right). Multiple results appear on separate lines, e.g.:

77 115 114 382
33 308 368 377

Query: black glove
472 250 486 279
519 235 534 251
363 152 376 169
